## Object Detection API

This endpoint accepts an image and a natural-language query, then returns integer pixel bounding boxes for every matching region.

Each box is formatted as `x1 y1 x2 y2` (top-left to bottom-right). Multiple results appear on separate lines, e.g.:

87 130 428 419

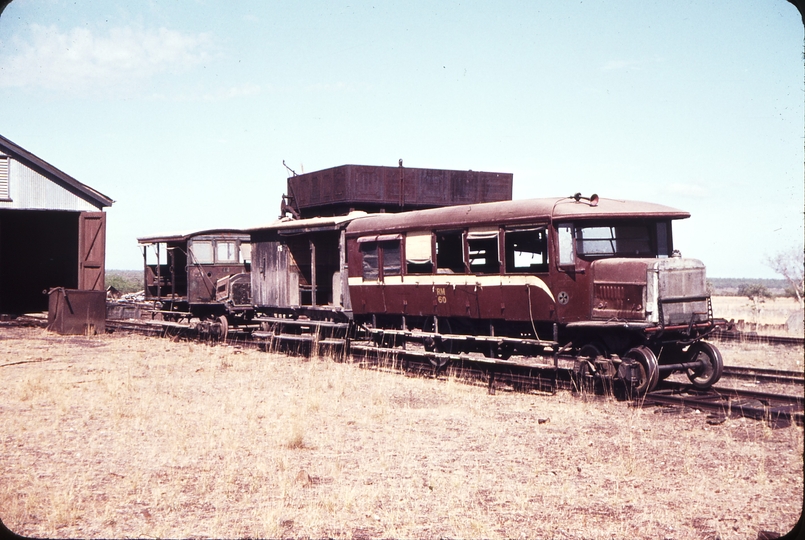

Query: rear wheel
575 342 605 394
217 315 229 341
685 342 723 389
423 317 459 354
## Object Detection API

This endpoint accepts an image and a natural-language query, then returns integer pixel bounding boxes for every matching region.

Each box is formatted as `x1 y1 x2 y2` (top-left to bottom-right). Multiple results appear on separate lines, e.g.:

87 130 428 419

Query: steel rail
712 330 804 347
721 365 804 385
103 318 804 426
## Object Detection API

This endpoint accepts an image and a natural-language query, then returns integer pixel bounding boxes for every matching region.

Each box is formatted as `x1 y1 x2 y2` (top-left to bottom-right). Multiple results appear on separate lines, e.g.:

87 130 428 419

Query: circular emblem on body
558 291 570 305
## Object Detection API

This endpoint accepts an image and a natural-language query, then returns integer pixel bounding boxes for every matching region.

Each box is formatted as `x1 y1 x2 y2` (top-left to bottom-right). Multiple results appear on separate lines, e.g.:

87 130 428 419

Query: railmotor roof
345 196 690 237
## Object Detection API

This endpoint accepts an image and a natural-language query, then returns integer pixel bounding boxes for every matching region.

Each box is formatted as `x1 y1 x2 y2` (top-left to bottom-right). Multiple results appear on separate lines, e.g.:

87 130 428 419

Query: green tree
765 245 804 308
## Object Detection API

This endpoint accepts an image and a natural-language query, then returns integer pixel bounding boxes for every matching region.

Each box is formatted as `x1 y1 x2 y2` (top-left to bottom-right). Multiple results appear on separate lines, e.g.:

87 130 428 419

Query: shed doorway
0 210 79 314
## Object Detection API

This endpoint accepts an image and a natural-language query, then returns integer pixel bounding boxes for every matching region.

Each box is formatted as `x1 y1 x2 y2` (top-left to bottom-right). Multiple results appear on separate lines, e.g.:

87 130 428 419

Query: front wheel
685 342 723 389
621 346 659 396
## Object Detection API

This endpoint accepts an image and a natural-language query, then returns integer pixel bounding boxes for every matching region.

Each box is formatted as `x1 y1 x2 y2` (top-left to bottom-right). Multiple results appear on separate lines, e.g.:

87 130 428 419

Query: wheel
423 317 457 354
484 342 513 360
217 315 229 341
575 342 605 394
622 346 659 396
685 342 723 389
578 342 605 360
575 358 596 394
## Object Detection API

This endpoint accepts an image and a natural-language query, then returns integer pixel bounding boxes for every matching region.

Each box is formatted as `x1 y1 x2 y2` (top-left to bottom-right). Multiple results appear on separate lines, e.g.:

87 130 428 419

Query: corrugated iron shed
0 134 114 315
0 134 113 211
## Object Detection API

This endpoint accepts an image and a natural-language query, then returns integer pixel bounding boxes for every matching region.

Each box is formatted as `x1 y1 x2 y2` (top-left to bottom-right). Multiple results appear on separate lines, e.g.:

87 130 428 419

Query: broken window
467 228 500 274
505 227 548 273
189 240 214 264
240 242 252 264
435 231 465 274
360 242 379 281
406 231 433 274
382 240 401 276
359 236 401 280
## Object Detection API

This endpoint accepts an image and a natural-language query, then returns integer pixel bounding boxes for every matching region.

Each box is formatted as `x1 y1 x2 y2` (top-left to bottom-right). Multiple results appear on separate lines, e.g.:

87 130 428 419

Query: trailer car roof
137 229 250 244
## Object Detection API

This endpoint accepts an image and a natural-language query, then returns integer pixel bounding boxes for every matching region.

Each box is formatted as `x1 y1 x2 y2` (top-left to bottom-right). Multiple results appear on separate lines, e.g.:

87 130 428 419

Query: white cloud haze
0 24 216 93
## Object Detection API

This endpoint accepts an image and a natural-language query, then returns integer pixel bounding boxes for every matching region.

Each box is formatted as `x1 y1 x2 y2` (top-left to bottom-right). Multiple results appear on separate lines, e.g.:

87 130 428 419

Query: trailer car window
240 243 252 264
505 228 548 273
189 241 214 264
216 241 238 263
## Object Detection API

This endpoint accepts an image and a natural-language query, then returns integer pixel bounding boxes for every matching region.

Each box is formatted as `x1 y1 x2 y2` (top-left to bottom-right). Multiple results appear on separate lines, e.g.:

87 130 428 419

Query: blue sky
0 0 802 277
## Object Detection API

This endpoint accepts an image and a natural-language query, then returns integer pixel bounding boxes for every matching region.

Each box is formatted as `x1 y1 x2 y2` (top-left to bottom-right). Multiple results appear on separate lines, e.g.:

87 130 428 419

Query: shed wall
0 156 101 212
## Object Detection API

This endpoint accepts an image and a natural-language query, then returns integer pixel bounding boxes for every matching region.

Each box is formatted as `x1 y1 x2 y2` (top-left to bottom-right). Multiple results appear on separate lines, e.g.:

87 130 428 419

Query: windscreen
574 221 670 258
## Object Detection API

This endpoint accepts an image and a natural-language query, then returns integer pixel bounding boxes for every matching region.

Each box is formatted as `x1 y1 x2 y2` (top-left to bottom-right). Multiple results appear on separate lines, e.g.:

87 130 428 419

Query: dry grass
712 295 803 335
0 327 802 539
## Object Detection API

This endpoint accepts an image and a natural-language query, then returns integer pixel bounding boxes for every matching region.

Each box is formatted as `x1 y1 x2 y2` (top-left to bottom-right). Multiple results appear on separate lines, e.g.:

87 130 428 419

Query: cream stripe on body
348 274 556 304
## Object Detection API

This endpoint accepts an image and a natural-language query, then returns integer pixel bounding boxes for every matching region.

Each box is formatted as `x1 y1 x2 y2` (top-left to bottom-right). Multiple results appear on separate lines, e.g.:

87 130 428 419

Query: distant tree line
105 270 142 294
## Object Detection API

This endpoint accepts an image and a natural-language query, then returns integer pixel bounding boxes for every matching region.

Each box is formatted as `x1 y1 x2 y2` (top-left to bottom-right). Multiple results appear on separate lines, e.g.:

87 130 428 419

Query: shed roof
0 133 114 208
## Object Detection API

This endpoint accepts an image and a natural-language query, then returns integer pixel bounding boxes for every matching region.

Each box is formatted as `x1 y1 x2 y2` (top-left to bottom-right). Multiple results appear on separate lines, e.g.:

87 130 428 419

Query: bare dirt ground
0 326 802 539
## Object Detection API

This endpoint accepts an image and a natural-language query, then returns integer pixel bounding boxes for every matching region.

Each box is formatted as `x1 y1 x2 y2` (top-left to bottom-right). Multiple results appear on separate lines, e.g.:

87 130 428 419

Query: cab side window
557 224 575 267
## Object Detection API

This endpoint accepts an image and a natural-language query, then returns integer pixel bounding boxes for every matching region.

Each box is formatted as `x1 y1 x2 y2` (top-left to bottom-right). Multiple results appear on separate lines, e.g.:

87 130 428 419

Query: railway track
643 381 803 428
100 317 804 428
721 365 804 386
712 329 804 347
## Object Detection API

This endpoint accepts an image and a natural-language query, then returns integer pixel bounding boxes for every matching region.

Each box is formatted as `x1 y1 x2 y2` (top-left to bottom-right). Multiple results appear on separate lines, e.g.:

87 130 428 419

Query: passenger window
435 231 465 274
360 242 379 281
505 228 548 273
216 241 238 263
406 231 433 274
467 229 500 274
382 240 401 276
189 240 214 264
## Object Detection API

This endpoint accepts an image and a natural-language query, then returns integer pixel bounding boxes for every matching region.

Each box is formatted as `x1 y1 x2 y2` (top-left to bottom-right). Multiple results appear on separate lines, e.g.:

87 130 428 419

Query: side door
551 222 592 323
78 212 106 291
